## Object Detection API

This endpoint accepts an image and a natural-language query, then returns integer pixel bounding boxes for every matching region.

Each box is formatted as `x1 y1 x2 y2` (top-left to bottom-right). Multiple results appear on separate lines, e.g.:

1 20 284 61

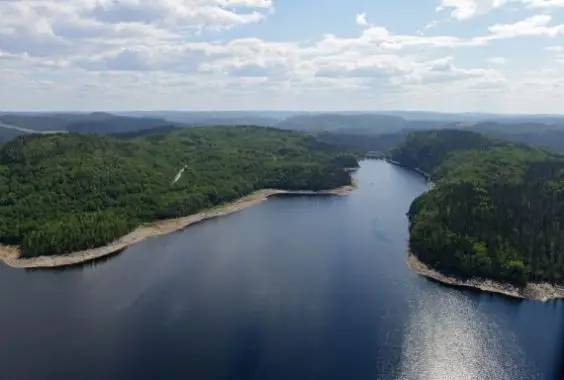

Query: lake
0 160 563 380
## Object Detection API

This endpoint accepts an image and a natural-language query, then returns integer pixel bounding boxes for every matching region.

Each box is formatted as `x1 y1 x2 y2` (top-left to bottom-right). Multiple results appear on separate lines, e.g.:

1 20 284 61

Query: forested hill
0 126 356 258
391 129 564 286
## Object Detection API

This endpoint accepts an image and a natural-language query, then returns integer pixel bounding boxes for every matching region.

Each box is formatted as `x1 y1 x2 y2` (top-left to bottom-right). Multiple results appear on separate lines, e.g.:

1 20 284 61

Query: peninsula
391 130 564 302
0 126 357 268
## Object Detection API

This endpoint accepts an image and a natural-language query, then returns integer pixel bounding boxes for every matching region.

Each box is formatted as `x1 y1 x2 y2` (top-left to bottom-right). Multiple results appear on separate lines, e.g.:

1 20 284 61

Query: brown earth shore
0 185 355 269
407 253 564 302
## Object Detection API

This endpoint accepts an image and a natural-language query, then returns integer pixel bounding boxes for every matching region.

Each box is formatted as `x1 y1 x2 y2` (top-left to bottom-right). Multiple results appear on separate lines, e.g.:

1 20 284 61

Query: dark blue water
1 161 563 380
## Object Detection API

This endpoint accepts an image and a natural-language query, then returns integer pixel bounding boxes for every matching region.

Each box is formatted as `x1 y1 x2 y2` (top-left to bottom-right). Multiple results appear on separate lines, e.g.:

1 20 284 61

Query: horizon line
2 110 564 116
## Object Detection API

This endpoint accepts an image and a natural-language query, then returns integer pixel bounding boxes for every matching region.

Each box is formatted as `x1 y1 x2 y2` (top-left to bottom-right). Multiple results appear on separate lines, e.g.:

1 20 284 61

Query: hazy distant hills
274 113 451 134
2 110 564 150
0 112 178 141
114 111 286 126
0 111 286 141
275 114 408 133
374 111 564 125
0 112 175 133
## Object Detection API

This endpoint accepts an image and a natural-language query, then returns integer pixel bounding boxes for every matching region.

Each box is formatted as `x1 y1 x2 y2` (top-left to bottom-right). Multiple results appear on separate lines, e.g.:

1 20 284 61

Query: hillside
275 113 448 134
316 120 564 157
316 131 407 154
5 111 564 151
5 111 564 156
0 112 175 136
0 126 355 258
0 122 28 142
117 111 281 126
391 130 564 286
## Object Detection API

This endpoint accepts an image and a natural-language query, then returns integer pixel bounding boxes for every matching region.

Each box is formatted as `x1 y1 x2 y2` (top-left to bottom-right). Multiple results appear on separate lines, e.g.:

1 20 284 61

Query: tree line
0 126 356 257
392 129 564 286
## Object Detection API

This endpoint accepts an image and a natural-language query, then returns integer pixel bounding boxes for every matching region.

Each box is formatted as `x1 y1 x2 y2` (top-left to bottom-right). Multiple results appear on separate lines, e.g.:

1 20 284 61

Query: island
390 129 564 301
0 126 358 268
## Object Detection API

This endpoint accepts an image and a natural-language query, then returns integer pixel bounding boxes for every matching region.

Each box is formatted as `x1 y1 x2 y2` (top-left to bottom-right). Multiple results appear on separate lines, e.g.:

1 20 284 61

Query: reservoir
0 160 563 379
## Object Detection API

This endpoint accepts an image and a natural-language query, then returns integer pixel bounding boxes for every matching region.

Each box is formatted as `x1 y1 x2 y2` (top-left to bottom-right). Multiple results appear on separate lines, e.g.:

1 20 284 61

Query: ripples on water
399 291 520 379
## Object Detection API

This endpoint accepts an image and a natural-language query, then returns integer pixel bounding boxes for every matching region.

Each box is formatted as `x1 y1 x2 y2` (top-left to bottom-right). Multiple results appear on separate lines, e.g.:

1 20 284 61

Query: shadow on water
21 207 260 274
21 193 336 274
25 247 129 272
421 276 525 304
370 218 393 244
268 193 336 199
554 311 564 380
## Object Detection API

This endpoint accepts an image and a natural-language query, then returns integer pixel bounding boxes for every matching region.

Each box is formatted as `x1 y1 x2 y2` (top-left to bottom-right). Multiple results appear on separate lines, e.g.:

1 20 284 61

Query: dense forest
316 131 407 154
0 126 355 258
391 130 564 286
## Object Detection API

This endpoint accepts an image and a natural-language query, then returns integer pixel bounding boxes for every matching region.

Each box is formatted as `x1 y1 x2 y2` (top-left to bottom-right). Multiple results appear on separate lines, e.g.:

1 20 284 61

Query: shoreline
0 185 355 269
406 253 564 302
385 159 430 180
391 159 558 301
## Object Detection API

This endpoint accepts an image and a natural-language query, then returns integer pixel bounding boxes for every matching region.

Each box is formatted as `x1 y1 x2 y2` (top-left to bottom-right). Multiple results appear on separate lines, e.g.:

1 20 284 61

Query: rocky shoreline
387 159 564 302
0 185 355 269
407 253 564 302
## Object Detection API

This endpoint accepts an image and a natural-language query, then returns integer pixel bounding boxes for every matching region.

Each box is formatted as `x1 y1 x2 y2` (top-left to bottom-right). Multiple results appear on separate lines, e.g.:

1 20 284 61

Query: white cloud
310 25 487 59
0 0 274 54
356 12 369 27
1 5 564 112
424 20 441 30
437 0 564 19
395 56 507 86
488 14 564 38
487 56 508 64
87 0 272 29
523 0 564 8
437 0 509 20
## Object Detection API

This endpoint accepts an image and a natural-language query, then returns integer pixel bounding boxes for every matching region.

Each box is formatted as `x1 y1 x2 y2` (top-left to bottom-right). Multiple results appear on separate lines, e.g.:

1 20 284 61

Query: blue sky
1 0 564 113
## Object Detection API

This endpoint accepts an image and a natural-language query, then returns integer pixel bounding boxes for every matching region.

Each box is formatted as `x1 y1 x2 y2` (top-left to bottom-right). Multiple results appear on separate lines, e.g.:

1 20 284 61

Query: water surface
1 161 563 380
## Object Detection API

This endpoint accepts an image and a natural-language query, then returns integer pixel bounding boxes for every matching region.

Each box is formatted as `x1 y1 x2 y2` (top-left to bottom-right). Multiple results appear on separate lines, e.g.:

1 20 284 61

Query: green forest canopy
391 129 564 286
0 126 356 258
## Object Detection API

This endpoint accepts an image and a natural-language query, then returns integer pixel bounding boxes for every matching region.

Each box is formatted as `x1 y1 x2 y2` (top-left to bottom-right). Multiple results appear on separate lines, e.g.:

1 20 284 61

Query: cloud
424 21 441 30
545 45 564 63
437 0 509 20
1 4 562 112
87 0 272 29
314 54 414 79
523 0 564 8
0 0 274 57
356 12 369 27
311 24 487 58
0 9 511 98
313 52 505 91
74 43 214 73
396 56 507 85
512 69 564 96
487 56 508 64
488 14 564 38
226 64 288 78
436 0 564 20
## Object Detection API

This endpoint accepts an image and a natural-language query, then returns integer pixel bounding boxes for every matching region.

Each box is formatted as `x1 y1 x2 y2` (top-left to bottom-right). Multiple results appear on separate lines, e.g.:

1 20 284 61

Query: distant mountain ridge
0 112 177 141
2 111 564 150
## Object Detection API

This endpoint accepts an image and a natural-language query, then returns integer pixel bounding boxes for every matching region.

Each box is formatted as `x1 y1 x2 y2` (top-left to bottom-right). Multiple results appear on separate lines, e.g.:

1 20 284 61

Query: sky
1 0 564 113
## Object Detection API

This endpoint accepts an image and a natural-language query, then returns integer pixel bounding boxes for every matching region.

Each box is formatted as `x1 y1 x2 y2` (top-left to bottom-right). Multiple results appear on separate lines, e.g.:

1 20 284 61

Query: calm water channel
1 160 563 380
